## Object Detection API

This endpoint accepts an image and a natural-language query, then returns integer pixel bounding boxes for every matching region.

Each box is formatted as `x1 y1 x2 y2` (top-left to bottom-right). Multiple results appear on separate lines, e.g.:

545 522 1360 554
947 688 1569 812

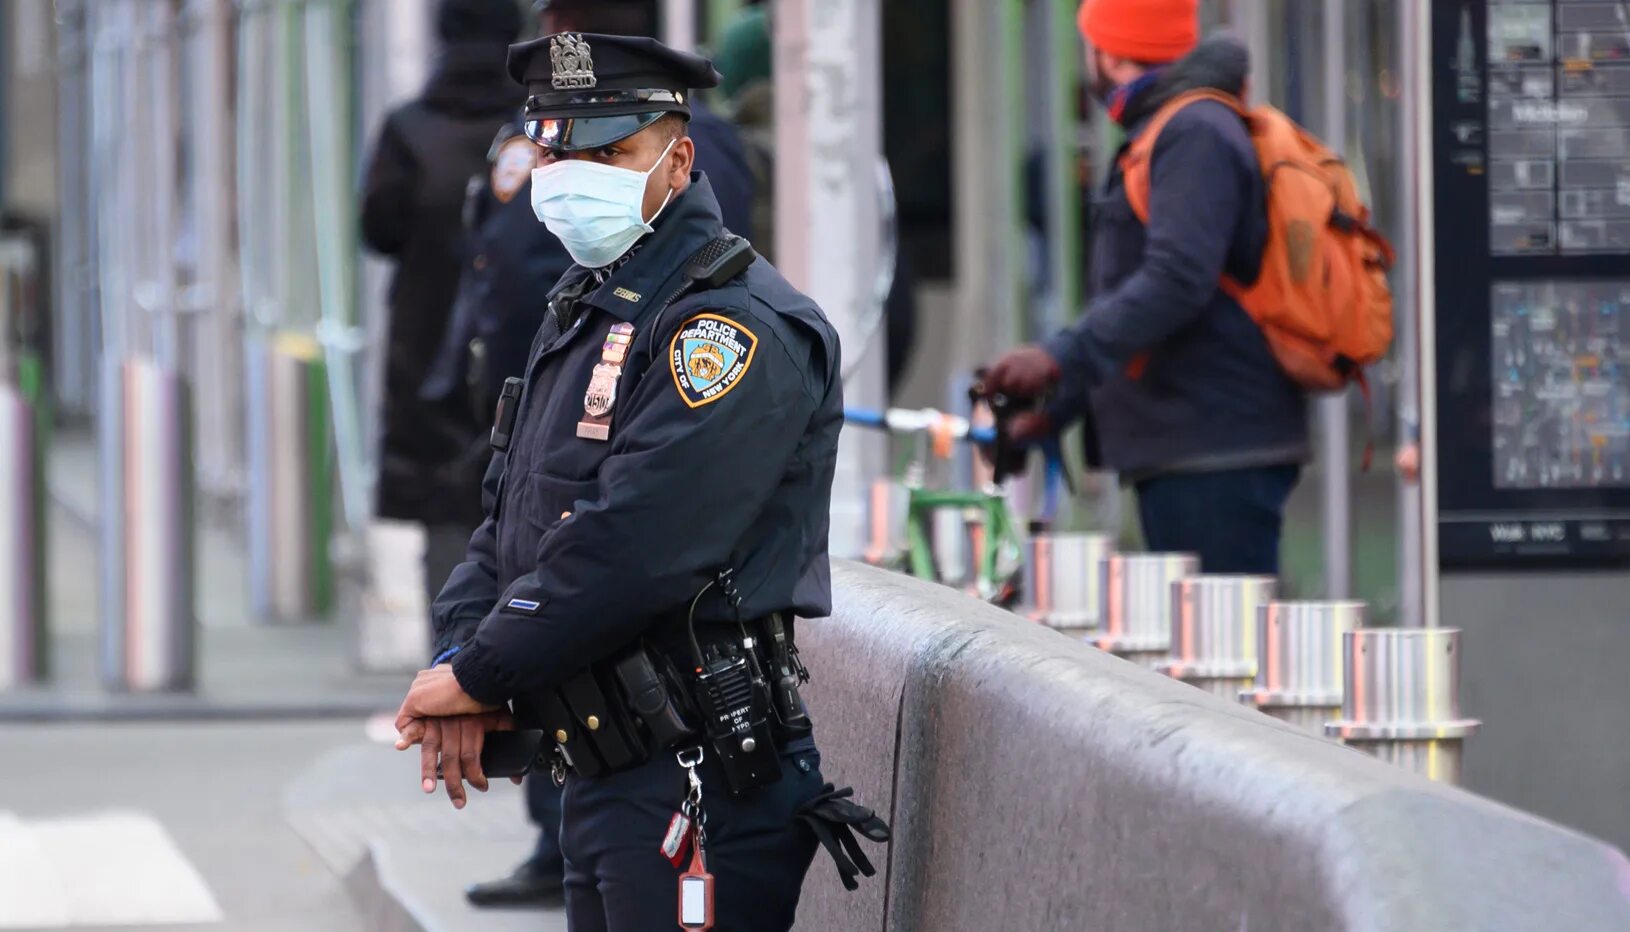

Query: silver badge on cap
550 33 597 90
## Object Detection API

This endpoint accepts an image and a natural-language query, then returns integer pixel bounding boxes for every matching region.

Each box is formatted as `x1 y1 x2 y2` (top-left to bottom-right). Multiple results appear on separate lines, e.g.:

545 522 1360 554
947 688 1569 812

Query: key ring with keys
677 747 708 846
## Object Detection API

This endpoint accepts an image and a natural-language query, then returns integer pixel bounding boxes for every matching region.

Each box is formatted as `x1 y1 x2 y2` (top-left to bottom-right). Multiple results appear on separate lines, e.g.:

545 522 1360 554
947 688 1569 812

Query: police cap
507 32 722 152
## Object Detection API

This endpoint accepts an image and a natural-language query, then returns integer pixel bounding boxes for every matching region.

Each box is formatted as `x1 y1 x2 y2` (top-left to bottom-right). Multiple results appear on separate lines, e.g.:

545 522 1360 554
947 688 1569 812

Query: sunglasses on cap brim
523 111 669 152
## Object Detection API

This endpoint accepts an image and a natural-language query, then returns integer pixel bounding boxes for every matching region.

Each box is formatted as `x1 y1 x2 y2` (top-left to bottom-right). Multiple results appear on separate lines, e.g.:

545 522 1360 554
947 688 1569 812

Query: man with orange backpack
985 0 1391 576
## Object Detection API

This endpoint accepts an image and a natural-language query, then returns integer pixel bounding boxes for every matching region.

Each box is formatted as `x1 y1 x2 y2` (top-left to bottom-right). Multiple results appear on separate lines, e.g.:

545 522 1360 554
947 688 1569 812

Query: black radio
693 638 782 796
489 376 522 452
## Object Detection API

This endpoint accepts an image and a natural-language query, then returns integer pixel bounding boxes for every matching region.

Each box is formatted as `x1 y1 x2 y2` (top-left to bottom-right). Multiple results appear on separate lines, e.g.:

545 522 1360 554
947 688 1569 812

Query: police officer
419 4 762 907
394 32 885 930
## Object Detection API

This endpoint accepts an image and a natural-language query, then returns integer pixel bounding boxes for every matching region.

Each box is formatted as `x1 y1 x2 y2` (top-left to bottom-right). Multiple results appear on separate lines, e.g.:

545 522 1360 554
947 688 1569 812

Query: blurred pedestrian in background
983 0 1307 574
359 0 523 606
418 0 761 910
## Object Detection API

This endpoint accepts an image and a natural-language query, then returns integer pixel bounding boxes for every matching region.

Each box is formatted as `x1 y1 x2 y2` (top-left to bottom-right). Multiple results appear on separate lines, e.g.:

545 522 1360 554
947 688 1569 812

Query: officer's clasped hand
984 344 1063 399
394 664 509 810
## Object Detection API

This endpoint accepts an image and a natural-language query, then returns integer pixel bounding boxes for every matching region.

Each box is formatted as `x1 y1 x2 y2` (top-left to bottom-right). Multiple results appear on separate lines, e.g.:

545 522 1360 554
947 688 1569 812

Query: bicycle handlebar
843 406 998 445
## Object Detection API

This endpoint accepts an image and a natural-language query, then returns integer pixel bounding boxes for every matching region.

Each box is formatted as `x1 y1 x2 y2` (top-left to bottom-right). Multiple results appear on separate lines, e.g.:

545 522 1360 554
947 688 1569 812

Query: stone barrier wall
794 561 1630 931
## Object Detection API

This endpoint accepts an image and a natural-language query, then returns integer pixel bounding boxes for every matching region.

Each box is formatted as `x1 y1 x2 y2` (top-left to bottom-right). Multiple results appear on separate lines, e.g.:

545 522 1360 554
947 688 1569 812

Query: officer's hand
407 712 515 809
436 713 511 808
984 345 1062 399
395 663 498 724
394 708 513 750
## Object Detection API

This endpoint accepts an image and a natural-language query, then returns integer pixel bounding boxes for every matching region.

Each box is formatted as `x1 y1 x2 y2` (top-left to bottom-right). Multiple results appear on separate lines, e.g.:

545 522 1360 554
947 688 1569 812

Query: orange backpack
1122 89 1395 392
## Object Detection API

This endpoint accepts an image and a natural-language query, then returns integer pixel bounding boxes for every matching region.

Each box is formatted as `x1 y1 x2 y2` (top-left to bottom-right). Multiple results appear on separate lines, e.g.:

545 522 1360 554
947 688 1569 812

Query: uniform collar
581 172 727 323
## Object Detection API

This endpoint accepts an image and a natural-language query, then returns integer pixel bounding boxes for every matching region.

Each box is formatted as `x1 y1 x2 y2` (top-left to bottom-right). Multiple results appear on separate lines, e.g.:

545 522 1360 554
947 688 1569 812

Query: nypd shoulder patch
670 313 758 409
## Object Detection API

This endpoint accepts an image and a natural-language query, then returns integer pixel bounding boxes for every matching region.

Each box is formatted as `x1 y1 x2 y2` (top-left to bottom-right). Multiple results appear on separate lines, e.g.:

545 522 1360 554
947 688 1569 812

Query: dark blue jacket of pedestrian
422 101 754 412
361 38 519 525
1043 37 1309 478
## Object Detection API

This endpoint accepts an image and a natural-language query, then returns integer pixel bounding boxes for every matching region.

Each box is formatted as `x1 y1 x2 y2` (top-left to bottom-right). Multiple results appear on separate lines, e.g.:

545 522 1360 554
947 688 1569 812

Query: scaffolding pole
775 0 887 559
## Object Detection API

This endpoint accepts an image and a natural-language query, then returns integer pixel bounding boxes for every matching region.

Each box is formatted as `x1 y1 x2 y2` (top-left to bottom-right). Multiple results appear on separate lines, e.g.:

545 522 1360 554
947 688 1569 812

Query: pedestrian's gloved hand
796 784 891 891
984 345 1062 399
1007 410 1055 444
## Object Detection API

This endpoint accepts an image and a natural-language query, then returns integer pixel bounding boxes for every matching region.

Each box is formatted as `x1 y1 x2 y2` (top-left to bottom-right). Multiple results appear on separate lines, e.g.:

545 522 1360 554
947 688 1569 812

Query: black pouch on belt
541 667 648 777
612 645 697 749
796 784 892 891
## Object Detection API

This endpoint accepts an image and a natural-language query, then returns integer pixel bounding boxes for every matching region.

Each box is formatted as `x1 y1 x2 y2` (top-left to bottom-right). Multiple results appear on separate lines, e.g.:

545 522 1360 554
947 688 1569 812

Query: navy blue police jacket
1041 37 1309 478
430 174 842 705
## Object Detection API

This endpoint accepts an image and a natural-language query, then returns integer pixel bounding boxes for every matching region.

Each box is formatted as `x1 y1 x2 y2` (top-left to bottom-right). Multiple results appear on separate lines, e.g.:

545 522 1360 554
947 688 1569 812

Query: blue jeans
1134 465 1301 575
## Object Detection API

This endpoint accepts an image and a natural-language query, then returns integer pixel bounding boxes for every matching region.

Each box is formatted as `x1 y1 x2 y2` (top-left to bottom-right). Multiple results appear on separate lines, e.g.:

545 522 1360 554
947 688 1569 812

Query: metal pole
1318 0 1351 599
1233 0 1272 108
950 0 1023 374
183 0 244 506
1413 0 1440 628
0 1 10 211
664 0 698 53
775 0 886 560
53 0 97 417
1047 0 1082 329
95 0 196 692
146 1 182 372
1396 0 1424 628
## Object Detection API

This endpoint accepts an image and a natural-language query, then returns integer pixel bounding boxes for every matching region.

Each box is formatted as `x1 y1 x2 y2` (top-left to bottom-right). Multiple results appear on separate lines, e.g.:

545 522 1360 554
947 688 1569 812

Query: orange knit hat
1077 0 1199 64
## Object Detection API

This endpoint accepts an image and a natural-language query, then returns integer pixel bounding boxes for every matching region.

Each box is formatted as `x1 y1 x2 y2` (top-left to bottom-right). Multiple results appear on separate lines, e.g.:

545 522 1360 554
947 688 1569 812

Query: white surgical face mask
530 138 678 268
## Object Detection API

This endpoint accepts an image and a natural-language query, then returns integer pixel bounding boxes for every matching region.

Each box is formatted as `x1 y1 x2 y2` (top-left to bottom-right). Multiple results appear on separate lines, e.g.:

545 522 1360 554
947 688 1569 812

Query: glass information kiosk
1433 0 1630 566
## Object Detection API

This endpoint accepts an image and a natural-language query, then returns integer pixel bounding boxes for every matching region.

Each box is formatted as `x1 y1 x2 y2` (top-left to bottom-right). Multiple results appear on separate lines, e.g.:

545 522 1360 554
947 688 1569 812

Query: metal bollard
1091 553 1198 667
932 506 976 588
1327 628 1482 784
862 478 909 568
99 357 196 692
1157 575 1276 698
1021 532 1115 633
1241 601 1365 735
245 333 333 623
0 383 47 689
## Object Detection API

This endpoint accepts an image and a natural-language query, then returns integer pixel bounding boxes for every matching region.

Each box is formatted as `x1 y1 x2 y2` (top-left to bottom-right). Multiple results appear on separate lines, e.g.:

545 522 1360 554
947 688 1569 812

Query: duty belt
533 614 811 794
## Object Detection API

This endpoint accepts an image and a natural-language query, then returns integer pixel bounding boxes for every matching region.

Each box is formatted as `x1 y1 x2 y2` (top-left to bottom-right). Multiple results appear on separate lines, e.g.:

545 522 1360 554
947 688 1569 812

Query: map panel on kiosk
1434 1 1630 567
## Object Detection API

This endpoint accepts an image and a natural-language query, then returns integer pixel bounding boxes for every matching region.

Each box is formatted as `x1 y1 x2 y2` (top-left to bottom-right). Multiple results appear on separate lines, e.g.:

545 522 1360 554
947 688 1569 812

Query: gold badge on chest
577 322 635 440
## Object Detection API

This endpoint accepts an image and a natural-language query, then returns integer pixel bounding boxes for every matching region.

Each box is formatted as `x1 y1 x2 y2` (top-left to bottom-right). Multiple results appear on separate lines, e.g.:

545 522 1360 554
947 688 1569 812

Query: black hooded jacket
1043 37 1310 478
361 41 517 524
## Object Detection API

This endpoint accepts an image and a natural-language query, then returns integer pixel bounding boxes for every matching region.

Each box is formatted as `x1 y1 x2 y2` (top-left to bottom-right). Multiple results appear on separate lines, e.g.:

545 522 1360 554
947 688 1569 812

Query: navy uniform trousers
561 740 823 931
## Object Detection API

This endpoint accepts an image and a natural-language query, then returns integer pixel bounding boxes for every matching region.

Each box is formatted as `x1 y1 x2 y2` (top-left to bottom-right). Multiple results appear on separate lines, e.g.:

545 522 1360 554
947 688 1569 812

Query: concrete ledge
794 561 1630 932
346 844 431 932
286 743 558 932
345 837 565 932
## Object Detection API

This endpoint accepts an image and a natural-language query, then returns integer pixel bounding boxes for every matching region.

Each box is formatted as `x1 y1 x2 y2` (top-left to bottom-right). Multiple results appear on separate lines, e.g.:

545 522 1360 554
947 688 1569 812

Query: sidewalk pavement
286 739 565 932
0 719 370 931
0 429 409 721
